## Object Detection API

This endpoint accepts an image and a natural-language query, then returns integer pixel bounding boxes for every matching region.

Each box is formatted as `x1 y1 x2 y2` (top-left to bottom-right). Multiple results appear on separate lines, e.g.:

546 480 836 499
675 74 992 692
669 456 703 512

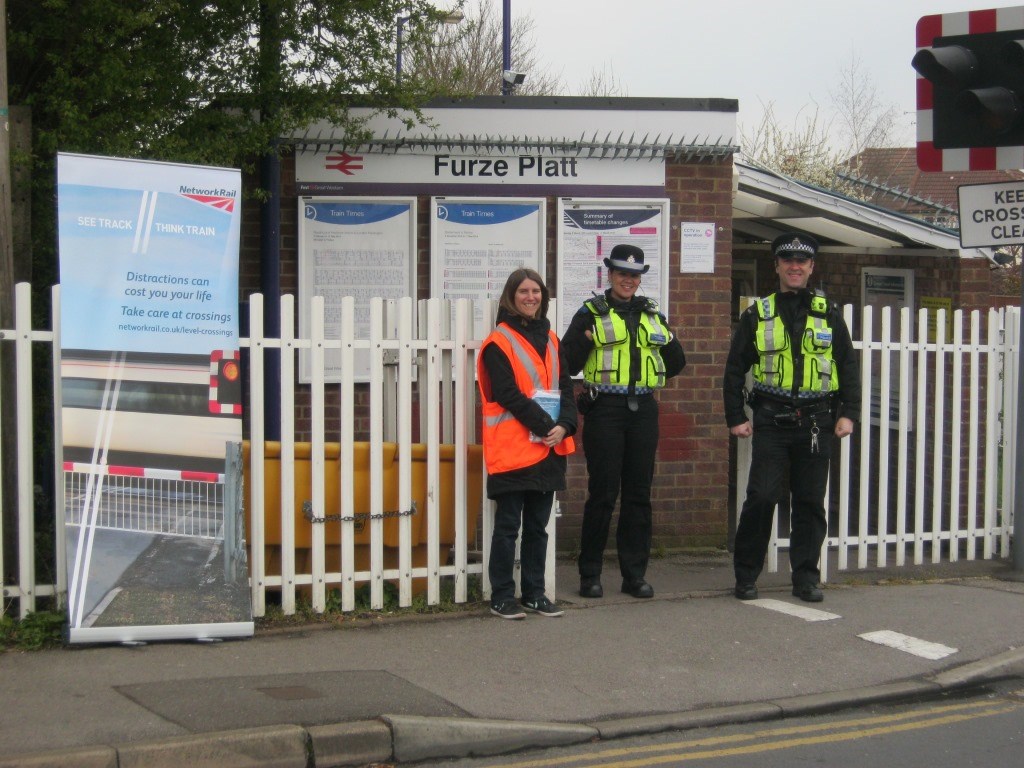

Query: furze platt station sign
958 180 1024 248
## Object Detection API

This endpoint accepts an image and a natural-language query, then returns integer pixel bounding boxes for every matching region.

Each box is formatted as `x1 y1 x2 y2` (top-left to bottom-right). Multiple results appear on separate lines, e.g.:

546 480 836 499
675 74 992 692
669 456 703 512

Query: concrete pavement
3 551 1024 767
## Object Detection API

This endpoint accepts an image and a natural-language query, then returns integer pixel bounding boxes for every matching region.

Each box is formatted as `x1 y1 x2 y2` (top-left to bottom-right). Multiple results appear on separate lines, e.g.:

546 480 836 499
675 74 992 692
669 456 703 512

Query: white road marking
745 598 842 622
859 629 958 660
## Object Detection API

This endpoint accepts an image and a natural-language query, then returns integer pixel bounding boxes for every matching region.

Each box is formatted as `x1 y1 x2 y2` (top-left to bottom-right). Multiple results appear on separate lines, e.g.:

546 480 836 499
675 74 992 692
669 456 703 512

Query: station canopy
733 160 996 261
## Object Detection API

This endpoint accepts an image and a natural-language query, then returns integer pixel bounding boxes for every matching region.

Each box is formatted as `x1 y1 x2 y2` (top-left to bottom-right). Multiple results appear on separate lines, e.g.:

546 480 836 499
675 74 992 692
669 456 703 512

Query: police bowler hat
772 232 819 259
603 244 650 274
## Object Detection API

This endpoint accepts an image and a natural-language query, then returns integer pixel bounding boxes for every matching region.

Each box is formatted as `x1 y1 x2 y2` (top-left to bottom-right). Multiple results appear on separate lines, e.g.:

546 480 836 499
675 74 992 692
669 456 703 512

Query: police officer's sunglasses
778 254 812 263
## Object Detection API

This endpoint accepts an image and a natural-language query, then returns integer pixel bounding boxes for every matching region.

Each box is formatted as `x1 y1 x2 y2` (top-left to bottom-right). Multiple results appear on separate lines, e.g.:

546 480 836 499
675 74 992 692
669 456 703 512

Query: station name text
433 155 579 179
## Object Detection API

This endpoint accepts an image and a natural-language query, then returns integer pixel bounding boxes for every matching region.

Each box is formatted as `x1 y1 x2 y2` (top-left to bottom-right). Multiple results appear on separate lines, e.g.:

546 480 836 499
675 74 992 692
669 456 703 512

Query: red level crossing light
209 350 242 414
915 7 1024 171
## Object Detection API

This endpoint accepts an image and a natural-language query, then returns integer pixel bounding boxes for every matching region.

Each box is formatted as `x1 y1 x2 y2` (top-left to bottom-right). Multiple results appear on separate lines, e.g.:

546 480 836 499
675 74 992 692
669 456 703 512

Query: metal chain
302 500 417 525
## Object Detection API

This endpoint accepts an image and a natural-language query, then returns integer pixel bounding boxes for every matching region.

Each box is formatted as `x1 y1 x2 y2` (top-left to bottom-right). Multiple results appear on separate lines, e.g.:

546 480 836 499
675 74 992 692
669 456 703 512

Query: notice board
555 198 670 338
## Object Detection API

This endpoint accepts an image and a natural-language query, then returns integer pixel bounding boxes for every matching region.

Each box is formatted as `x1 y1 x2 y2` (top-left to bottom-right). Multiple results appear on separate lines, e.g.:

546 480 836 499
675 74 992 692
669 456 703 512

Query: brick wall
239 150 737 551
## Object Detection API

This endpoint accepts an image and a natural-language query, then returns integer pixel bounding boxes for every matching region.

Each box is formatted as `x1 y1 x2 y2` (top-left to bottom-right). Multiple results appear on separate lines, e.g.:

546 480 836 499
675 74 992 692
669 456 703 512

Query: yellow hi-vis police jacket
581 297 671 390
752 292 838 397
477 323 575 475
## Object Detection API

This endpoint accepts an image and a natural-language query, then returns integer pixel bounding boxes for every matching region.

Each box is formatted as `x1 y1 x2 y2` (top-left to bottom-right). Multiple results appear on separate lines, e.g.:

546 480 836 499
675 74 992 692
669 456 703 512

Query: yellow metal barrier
243 442 483 594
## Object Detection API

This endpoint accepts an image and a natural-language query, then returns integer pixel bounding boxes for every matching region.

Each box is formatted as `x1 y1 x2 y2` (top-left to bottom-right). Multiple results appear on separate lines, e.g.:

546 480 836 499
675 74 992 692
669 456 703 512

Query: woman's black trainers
521 596 564 617
490 599 526 620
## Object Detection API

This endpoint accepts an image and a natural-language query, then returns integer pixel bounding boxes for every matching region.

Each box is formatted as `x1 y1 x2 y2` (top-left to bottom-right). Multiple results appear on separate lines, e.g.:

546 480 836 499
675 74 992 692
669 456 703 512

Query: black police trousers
734 407 833 588
578 393 659 584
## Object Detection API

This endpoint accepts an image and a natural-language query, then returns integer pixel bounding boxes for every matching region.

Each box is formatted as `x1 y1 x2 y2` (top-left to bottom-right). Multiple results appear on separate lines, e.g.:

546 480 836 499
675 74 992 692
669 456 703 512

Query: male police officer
562 244 686 599
723 232 860 603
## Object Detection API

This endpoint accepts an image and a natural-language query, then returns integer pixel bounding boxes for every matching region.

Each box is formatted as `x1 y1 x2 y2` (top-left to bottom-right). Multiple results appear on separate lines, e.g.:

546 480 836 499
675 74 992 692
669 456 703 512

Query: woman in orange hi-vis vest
477 268 577 620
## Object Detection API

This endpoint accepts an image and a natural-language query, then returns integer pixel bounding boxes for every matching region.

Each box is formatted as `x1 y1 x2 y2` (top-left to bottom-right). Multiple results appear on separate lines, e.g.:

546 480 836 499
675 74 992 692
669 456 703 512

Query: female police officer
561 244 686 599
723 232 860 603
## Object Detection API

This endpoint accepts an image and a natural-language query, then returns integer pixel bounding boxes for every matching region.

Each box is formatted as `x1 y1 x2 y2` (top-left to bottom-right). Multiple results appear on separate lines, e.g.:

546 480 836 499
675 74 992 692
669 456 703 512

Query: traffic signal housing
210 349 242 414
913 29 1024 150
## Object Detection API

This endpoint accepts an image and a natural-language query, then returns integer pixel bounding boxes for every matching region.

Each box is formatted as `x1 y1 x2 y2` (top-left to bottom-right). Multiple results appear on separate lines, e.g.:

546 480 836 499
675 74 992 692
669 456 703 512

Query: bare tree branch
830 51 900 171
576 62 629 98
740 53 901 198
740 100 861 197
405 0 563 96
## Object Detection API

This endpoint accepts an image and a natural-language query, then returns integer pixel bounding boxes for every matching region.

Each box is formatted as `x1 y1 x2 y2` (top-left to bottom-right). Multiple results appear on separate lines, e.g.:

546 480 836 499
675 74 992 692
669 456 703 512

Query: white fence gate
1 283 1019 619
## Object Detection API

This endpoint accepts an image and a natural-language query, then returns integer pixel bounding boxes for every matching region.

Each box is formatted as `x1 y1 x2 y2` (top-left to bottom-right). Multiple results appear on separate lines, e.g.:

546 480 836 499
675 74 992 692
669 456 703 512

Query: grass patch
0 610 65 651
257 575 485 629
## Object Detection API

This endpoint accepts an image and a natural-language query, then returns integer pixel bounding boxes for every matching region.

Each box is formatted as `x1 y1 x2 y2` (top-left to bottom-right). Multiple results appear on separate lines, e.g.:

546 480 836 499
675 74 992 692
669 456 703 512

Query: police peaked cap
603 244 650 274
772 232 819 258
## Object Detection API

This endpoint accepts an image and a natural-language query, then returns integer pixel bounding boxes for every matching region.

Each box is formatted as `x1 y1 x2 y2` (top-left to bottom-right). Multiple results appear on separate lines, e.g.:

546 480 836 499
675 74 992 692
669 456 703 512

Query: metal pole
260 150 281 441
396 16 409 87
0 0 16 581
259 1 282 441
502 0 511 95
1015 292 1024 570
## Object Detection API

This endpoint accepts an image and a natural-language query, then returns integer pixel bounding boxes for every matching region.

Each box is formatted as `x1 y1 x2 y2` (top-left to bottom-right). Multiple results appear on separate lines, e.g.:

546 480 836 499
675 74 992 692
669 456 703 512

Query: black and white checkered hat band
776 240 815 256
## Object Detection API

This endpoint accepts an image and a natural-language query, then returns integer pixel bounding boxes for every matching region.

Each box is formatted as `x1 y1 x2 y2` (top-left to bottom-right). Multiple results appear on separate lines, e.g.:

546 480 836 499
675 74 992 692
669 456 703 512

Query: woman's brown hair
496 267 549 322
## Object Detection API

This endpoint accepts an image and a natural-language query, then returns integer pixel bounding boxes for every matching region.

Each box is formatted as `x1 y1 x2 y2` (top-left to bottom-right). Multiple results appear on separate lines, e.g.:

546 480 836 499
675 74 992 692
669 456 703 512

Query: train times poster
57 153 252 644
297 197 417 382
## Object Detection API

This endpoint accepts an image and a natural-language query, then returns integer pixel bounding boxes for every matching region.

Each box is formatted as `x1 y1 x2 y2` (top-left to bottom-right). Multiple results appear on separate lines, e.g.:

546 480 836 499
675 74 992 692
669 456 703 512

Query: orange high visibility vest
477 323 575 474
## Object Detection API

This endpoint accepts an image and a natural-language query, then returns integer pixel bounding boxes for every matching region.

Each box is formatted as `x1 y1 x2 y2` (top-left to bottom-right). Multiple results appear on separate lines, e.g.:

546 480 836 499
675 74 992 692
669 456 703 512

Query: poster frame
555 197 671 339
429 196 547 337
297 196 418 383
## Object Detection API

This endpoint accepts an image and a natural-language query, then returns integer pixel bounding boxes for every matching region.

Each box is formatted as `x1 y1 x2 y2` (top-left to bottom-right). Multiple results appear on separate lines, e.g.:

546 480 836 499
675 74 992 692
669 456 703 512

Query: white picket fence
739 304 1019 580
242 291 497 617
0 284 1019 619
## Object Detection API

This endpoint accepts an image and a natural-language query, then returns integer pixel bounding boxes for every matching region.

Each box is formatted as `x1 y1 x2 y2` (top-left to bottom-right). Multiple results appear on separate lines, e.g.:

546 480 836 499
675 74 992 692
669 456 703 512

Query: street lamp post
396 15 411 87
502 0 512 95
396 10 464 87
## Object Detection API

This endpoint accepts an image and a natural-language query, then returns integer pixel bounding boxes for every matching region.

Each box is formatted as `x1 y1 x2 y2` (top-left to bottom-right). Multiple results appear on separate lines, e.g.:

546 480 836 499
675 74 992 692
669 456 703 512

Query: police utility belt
578 384 653 414
748 391 834 427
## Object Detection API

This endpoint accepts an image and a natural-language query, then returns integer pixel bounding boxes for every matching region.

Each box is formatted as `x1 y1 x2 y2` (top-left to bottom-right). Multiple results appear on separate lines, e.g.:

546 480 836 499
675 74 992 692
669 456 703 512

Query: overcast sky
506 0 990 150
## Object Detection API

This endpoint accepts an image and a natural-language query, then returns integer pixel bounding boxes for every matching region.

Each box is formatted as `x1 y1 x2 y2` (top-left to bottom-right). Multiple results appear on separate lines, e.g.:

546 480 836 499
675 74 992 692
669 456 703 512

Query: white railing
737 305 1018 580
242 292 494 617
64 466 225 539
2 285 1020 618
0 284 61 618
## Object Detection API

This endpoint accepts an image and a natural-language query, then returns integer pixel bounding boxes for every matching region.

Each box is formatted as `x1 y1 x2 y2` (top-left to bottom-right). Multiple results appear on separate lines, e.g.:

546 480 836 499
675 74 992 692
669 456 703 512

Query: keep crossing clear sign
958 180 1024 248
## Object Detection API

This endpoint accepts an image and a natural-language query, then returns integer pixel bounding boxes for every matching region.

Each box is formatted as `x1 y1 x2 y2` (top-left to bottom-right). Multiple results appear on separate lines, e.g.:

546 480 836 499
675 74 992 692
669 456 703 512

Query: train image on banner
60 349 242 472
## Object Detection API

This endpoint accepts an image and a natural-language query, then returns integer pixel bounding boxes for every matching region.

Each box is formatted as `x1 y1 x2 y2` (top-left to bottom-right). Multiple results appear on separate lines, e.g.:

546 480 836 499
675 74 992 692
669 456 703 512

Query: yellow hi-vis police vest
582 297 671 390
752 293 838 397
477 323 575 475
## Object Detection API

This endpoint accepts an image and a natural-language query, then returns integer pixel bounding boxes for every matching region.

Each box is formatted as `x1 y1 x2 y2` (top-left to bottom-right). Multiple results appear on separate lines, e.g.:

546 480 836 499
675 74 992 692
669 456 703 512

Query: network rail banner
57 153 253 644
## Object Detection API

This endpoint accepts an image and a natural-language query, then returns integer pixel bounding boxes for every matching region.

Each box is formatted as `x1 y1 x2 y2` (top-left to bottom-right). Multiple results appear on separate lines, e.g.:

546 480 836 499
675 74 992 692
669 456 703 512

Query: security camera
502 70 526 85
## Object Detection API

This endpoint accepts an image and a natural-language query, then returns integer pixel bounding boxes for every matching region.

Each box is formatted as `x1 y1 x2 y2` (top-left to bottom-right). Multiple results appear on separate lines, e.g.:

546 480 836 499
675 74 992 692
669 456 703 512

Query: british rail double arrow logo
325 152 364 175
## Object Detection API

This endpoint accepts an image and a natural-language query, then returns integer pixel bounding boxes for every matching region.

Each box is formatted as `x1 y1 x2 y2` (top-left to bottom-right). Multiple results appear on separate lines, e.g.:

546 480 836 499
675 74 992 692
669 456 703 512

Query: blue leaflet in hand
530 388 561 442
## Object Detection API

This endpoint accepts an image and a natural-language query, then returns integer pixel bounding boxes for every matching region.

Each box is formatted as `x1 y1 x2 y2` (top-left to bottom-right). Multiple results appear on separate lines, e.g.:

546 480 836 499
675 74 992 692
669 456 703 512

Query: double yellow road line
484 698 1020 768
